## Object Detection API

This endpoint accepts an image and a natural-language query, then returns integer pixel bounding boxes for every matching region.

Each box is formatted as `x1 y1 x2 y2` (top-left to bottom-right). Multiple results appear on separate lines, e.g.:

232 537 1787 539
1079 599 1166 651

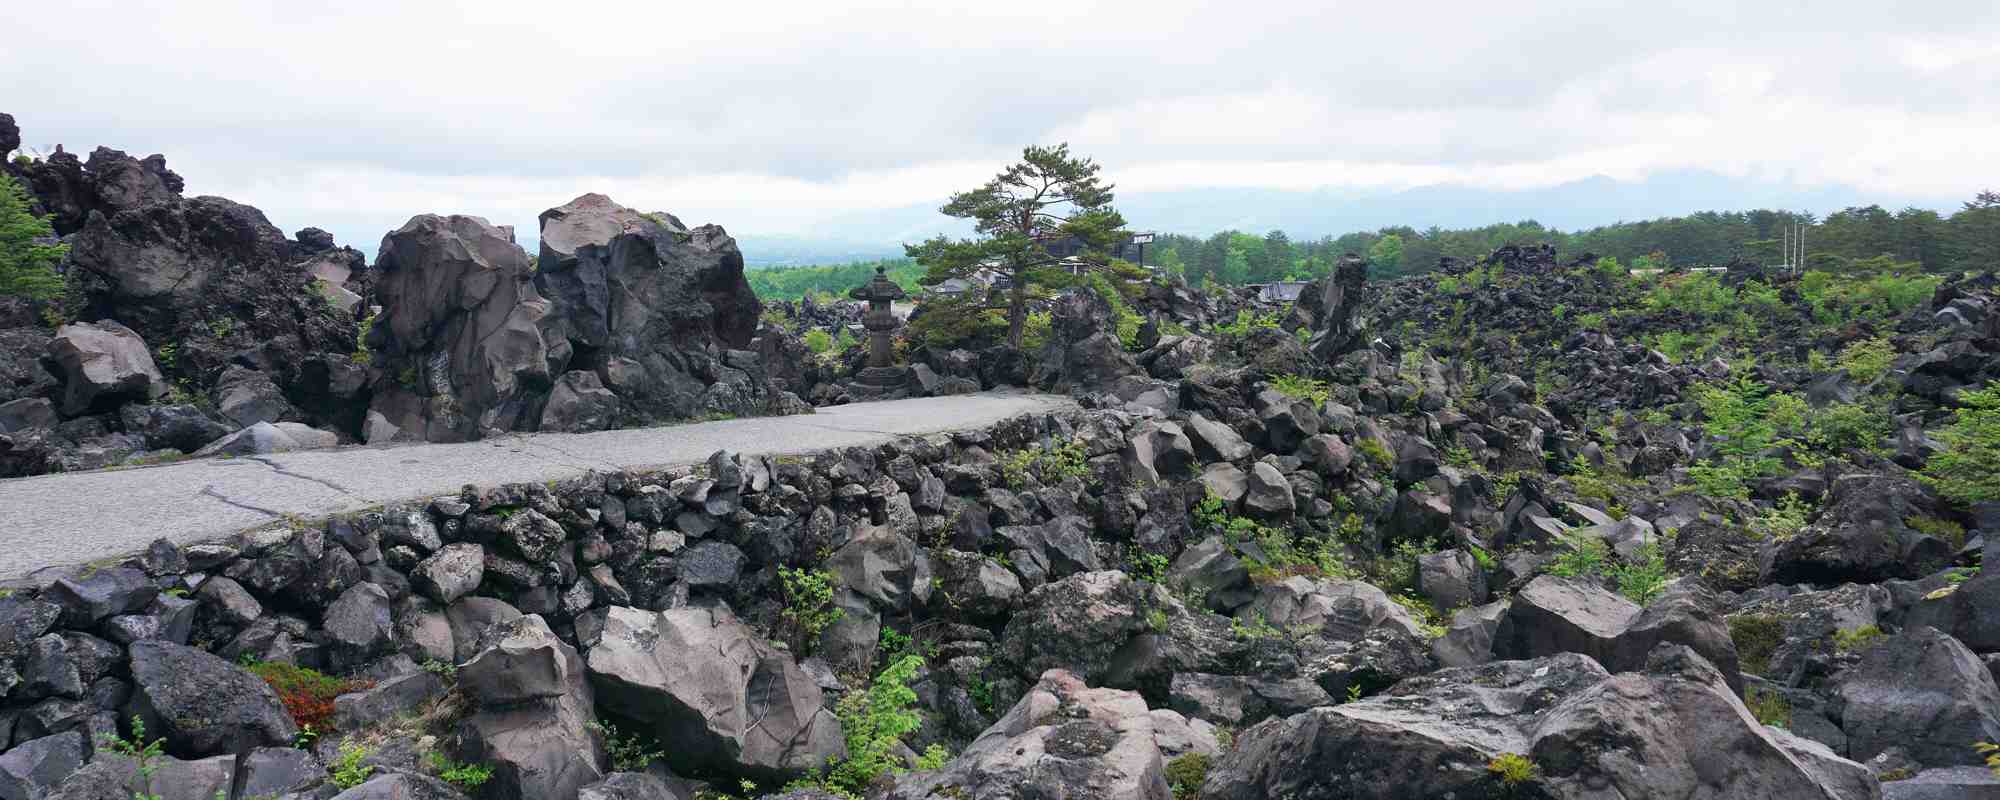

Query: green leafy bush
1486 752 1539 785
1087 273 1144 350
1729 613 1784 675
1269 374 1330 407
823 655 930 793
803 328 835 354
779 567 845 654
589 719 664 772
1831 625 1884 654
906 296 1007 351
1548 530 1609 580
427 753 494 791
1745 685 1792 728
998 440 1091 488
1922 382 2000 503
0 173 67 301
1836 337 1896 383
331 741 377 790
1166 752 1211 799
1643 272 1735 316
1214 309 1282 338
1749 493 1812 540
99 716 167 800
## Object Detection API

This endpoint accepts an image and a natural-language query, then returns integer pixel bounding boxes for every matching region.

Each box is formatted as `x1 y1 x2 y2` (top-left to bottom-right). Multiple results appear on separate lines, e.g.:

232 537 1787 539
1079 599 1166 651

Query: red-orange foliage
246 661 373 731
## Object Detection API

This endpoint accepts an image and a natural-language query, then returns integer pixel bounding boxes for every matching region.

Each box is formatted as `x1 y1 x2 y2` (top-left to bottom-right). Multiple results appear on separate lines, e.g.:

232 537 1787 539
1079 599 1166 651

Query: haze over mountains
290 169 1958 268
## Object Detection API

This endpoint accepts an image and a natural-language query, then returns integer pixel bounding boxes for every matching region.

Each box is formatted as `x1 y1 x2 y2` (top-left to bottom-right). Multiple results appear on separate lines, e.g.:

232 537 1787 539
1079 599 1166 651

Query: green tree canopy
1367 233 1405 276
906 144 1125 348
0 172 66 301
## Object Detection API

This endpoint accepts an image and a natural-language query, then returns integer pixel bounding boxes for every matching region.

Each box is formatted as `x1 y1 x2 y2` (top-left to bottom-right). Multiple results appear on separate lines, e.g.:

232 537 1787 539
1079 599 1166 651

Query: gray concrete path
0 392 1073 579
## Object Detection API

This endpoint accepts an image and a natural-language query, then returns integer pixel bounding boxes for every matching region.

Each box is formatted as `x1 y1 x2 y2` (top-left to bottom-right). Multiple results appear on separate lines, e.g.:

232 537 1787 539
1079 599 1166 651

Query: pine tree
906 144 1125 349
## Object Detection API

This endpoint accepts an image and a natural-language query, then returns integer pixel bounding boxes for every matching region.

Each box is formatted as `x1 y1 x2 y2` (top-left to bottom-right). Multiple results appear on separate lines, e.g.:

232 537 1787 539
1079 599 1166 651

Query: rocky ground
2 110 1999 799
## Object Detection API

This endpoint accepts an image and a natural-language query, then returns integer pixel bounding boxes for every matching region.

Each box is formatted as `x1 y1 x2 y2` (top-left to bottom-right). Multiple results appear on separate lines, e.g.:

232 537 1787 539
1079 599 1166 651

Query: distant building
927 277 977 298
1253 281 1311 303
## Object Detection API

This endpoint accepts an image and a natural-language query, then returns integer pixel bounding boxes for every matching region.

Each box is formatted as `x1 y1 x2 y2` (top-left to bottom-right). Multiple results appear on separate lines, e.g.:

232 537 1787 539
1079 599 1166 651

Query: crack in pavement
770 418 921 438
516 437 623 471
246 456 367 498
198 486 284 518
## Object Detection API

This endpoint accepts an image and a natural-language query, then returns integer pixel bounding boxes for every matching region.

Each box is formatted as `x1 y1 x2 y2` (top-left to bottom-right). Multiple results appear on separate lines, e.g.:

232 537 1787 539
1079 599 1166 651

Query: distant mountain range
312 170 1965 267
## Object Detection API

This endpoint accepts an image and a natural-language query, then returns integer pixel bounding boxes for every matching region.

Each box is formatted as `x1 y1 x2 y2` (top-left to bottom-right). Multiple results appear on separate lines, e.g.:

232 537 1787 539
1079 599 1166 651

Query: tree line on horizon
740 190 2000 301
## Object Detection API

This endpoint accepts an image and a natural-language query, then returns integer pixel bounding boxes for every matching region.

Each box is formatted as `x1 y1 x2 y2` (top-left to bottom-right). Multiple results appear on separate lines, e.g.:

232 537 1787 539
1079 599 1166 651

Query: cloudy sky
5 0 1997 251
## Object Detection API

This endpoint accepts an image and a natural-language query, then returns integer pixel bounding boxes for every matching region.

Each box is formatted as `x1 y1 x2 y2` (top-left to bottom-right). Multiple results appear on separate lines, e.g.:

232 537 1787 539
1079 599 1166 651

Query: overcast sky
5 0 1996 249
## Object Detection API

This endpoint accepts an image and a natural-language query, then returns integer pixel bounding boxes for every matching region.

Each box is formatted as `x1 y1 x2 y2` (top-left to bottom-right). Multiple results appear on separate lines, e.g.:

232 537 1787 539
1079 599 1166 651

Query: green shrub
1644 272 1735 316
1354 438 1393 471
588 719 664 772
1087 273 1144 350
427 753 493 791
1808 401 1892 453
1744 685 1792 728
1922 382 2000 504
1486 752 1539 785
999 440 1091 488
1215 309 1282 338
1269 374 1330 407
331 741 377 790
1836 337 1896 383
1729 613 1785 675
1749 494 1812 540
1548 530 1609 580
803 328 835 354
1907 516 1966 549
823 655 930 793
1166 752 1211 799
906 297 1007 350
98 716 167 800
1831 625 1884 654
0 173 67 301
1020 309 1052 352
779 567 845 654
1611 538 1673 605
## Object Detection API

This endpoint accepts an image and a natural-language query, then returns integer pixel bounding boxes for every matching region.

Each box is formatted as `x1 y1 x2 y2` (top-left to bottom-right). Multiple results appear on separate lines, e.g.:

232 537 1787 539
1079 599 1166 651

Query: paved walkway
0 392 1074 579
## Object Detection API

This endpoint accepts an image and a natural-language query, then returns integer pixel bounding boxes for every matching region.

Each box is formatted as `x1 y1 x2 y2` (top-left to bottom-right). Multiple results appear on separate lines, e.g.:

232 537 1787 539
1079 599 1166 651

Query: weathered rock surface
365 214 552 442
887 669 1171 799
125 640 296 757
47 321 164 416
584 606 843 780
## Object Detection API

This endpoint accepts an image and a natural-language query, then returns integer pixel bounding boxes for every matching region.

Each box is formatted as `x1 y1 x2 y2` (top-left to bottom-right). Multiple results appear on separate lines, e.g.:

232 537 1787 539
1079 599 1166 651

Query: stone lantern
845 266 912 398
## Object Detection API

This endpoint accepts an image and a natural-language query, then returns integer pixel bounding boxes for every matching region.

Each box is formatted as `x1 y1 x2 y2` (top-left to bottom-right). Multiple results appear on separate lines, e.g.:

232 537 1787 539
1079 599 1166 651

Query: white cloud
3 0 1994 243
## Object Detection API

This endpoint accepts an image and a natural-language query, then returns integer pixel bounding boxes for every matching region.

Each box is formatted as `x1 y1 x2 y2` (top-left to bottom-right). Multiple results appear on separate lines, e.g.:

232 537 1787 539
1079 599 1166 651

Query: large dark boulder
1030 288 1140 392
1764 472 1952 585
532 193 775 424
46 321 165 416
584 606 844 781
125 640 296 757
365 214 552 442
1203 647 1875 800
1294 254 1368 363
1491 576 1742 693
1836 626 2000 767
455 614 606 799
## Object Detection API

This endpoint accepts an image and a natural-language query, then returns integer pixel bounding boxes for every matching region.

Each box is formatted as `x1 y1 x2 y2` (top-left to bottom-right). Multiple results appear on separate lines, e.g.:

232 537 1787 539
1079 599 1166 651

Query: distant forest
744 192 2000 299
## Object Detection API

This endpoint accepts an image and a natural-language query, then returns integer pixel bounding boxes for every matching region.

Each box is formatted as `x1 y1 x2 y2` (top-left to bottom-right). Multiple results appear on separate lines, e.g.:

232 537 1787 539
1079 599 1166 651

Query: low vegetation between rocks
2 112 1999 799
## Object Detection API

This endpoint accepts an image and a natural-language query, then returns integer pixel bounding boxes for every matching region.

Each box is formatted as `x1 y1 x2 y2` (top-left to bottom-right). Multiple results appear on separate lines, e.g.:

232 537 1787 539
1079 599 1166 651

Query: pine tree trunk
1005 271 1027 350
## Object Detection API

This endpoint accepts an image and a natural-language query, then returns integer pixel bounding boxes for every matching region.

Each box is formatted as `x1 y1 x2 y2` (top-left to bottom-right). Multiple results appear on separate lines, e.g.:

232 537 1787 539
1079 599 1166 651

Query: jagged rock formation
0 116 369 473
364 214 554 442
532 193 783 427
